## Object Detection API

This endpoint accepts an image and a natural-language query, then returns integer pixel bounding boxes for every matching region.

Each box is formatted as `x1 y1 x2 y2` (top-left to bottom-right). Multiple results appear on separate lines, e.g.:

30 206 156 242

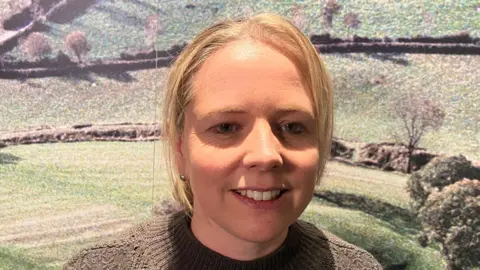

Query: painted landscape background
0 0 479 269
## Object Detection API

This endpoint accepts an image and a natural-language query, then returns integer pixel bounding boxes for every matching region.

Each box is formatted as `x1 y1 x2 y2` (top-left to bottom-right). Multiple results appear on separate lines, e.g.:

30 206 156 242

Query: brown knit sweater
63 211 383 269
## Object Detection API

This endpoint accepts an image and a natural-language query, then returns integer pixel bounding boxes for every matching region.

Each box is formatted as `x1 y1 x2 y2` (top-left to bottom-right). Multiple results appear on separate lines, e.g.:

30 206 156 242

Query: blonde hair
161 13 333 216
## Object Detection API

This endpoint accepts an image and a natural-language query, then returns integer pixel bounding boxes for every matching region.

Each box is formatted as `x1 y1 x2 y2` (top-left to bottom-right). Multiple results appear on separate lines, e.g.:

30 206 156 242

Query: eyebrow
199 106 315 121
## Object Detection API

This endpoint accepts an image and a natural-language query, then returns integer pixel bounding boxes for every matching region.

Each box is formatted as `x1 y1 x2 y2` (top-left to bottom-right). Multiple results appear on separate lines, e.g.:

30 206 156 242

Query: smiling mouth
232 189 288 201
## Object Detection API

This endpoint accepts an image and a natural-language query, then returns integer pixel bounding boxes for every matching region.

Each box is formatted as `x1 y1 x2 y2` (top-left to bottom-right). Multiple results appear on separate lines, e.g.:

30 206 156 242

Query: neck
190 211 289 261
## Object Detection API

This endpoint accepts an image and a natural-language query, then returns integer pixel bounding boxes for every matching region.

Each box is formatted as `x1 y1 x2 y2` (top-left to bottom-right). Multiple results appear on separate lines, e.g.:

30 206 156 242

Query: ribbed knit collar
168 211 304 269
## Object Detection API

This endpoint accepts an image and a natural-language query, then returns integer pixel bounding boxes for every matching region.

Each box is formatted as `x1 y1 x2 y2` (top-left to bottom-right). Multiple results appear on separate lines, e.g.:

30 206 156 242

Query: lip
232 186 290 192
231 190 290 210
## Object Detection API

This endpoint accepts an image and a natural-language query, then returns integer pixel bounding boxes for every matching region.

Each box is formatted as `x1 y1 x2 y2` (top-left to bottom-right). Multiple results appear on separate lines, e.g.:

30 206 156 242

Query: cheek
186 134 239 171
185 140 234 193
189 147 231 174
293 149 319 179
290 150 319 210
290 150 319 205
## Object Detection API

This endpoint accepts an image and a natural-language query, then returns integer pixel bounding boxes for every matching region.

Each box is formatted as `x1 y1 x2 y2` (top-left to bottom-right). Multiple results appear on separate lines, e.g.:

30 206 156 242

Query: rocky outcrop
356 143 437 173
331 138 354 159
0 123 160 146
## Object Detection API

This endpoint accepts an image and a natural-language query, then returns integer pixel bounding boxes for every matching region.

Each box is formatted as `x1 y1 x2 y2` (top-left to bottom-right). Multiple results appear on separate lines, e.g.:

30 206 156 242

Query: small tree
290 4 307 32
64 31 91 63
390 92 445 173
322 0 342 28
29 0 45 21
407 155 479 212
144 14 163 49
21 32 52 60
343 12 361 35
419 178 480 270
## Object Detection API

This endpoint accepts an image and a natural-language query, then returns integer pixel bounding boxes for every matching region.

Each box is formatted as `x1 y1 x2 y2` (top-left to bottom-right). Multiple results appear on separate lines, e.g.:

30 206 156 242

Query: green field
0 142 444 269
0 142 168 269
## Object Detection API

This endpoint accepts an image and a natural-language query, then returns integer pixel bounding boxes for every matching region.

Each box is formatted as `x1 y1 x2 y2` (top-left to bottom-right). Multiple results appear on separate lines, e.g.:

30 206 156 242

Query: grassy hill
1 52 478 160
1 0 479 60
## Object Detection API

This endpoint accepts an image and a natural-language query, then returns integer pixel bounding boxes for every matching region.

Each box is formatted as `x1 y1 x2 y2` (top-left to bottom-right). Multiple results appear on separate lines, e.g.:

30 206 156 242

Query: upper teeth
237 190 282 201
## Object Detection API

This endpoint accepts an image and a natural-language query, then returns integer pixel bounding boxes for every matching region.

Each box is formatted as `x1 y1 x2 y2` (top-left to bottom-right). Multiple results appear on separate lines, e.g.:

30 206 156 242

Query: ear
176 135 183 157
175 135 185 174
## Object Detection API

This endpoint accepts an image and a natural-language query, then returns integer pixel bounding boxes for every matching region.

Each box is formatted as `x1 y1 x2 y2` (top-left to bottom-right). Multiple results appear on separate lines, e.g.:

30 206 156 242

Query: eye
211 122 306 135
213 123 239 134
280 122 306 135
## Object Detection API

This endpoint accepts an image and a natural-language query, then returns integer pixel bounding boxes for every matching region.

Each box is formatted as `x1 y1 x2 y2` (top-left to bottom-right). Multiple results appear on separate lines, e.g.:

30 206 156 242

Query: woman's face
176 39 319 244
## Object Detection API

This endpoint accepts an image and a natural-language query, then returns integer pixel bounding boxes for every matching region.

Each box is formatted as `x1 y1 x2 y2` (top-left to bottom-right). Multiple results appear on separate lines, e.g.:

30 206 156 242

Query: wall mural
0 0 478 269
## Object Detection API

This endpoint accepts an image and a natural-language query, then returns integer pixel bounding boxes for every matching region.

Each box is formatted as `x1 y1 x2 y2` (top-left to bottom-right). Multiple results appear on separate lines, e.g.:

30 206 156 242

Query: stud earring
180 174 186 181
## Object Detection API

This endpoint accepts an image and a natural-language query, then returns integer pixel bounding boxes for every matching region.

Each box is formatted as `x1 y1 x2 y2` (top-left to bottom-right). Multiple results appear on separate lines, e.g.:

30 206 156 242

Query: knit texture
63 211 383 270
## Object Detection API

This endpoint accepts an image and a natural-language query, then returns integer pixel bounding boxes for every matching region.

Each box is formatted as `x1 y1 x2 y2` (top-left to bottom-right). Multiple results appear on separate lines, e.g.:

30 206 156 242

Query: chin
230 218 291 244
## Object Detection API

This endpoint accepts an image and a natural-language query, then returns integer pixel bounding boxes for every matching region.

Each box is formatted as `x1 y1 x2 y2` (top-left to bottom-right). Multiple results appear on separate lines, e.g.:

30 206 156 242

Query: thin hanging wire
151 0 160 215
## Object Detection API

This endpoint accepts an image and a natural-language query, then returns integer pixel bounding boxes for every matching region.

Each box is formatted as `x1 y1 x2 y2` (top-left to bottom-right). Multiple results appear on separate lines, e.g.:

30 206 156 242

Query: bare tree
64 31 91 63
144 14 163 49
390 92 445 173
322 0 342 28
390 91 445 173
343 12 361 36
291 4 306 32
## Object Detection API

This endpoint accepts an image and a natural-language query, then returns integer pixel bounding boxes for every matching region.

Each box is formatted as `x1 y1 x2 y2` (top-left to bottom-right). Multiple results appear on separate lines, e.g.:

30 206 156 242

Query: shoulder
295 219 383 270
62 214 172 270
62 240 134 270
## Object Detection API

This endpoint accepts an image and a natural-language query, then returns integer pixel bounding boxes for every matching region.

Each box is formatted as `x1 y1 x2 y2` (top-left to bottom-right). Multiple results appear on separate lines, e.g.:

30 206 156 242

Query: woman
64 13 383 270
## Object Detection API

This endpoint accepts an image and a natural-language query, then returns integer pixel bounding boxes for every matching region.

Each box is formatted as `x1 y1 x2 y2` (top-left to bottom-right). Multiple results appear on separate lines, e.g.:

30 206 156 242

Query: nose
243 120 283 171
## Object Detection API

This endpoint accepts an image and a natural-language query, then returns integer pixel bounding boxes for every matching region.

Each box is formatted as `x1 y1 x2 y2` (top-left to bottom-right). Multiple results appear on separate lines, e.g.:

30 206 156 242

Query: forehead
191 39 312 114
194 39 301 88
